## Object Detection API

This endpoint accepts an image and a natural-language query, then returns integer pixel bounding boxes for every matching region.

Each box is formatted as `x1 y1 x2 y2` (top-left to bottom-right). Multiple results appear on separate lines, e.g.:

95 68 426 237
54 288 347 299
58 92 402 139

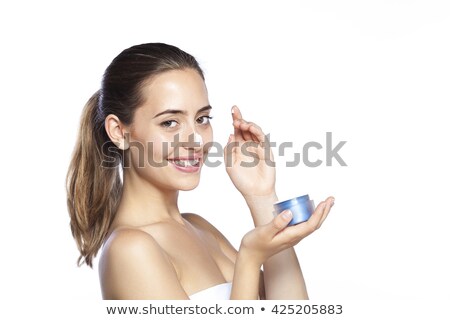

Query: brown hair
66 43 204 267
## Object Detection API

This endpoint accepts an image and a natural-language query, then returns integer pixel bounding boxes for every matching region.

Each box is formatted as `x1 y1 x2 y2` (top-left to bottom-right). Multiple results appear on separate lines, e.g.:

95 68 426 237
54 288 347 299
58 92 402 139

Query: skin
100 68 334 299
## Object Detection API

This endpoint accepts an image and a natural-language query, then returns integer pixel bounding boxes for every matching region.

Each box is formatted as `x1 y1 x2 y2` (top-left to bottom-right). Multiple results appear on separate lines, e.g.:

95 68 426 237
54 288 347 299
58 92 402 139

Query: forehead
139 68 209 116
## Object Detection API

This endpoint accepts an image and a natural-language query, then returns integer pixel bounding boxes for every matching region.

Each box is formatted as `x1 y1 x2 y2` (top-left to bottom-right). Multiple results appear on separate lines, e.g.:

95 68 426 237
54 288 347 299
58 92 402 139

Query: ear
104 114 130 150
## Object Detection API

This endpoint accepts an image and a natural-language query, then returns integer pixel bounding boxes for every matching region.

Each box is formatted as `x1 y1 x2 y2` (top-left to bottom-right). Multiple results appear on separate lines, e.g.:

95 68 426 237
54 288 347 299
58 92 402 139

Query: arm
245 193 308 299
245 193 334 300
244 196 334 299
225 106 334 299
229 249 261 299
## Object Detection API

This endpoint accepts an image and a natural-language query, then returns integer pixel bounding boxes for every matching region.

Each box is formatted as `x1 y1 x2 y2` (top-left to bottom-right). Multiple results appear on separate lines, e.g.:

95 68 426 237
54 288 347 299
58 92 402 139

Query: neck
113 169 183 227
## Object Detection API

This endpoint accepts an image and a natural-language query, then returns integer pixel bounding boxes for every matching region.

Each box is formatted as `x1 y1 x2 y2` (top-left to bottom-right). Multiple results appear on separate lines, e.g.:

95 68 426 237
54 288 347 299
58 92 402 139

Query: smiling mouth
167 158 201 167
166 151 204 173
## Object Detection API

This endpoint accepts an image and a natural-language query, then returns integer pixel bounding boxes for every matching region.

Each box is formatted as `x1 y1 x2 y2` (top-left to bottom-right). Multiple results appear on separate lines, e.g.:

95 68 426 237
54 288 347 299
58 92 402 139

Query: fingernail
282 210 292 220
231 106 235 114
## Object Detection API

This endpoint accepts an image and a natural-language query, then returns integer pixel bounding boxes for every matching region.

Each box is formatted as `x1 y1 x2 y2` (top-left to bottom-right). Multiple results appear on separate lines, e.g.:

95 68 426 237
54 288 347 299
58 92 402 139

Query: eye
161 120 178 128
197 115 213 125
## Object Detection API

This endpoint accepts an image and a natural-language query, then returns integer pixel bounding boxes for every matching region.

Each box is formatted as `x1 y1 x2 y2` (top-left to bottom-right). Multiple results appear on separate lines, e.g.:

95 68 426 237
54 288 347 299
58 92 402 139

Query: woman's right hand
239 197 335 266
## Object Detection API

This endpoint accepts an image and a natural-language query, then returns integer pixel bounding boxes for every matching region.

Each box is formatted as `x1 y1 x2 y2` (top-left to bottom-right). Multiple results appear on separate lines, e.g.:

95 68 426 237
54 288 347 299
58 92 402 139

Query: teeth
172 159 199 167
175 160 186 167
188 159 199 166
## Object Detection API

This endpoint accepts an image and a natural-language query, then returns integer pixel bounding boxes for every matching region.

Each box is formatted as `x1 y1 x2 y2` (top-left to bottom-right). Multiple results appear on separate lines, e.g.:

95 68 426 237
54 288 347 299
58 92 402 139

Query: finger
239 121 261 141
231 106 244 141
231 107 268 143
273 200 331 246
247 122 267 143
282 201 327 239
232 105 243 121
265 210 292 238
223 134 238 166
226 133 234 145
236 120 264 142
318 196 334 227
306 200 328 230
234 118 253 141
246 123 274 161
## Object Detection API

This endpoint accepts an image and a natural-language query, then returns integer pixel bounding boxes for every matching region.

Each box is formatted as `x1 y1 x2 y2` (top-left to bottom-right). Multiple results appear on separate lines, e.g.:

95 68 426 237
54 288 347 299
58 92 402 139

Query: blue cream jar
274 194 315 225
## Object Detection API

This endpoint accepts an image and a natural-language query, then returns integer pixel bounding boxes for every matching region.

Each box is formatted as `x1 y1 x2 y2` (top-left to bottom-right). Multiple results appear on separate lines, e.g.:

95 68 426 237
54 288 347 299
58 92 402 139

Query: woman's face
126 68 213 191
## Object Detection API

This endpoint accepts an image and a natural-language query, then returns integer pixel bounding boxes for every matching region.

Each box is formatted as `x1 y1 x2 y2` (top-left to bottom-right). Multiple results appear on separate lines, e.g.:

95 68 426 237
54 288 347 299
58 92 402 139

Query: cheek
201 127 214 155
145 134 172 162
128 131 172 166
201 126 213 145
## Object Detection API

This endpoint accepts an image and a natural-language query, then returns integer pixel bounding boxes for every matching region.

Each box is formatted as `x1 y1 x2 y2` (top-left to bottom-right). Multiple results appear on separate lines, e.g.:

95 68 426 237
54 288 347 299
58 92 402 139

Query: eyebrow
152 105 212 119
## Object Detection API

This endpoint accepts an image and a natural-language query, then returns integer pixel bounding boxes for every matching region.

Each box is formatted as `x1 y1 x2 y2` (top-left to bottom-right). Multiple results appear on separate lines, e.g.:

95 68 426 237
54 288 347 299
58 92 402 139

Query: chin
178 185 199 191
176 178 201 191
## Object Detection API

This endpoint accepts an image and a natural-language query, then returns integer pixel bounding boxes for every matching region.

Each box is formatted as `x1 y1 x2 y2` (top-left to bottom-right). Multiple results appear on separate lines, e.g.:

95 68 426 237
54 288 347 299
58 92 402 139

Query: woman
66 43 334 300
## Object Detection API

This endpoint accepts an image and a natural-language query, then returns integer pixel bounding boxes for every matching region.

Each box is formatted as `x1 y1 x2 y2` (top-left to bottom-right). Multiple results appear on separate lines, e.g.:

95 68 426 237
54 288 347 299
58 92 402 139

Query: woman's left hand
224 106 276 198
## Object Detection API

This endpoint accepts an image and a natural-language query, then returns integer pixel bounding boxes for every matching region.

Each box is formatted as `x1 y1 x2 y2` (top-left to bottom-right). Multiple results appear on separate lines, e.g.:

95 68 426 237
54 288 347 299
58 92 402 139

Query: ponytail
66 91 122 267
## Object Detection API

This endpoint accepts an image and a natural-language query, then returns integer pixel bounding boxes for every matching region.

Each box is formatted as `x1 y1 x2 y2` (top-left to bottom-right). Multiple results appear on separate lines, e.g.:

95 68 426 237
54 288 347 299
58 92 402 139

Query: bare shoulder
100 228 165 269
182 213 215 230
103 227 159 253
182 213 238 261
99 228 188 299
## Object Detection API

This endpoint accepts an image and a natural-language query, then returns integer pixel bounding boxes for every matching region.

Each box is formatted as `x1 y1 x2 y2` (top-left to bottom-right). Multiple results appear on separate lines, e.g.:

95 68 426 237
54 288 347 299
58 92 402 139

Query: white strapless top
189 282 232 300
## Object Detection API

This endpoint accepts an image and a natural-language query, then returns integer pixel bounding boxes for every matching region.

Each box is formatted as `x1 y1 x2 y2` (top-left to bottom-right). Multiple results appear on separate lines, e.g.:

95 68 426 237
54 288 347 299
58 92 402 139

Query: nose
193 132 203 145
176 126 203 152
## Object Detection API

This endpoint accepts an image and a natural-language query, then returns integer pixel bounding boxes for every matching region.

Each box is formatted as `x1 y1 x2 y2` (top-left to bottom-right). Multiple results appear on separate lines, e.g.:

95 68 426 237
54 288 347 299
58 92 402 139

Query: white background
1 0 449 317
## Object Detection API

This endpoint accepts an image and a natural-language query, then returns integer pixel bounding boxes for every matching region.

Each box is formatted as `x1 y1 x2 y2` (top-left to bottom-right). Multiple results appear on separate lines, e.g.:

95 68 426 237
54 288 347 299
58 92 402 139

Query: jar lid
273 194 310 212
